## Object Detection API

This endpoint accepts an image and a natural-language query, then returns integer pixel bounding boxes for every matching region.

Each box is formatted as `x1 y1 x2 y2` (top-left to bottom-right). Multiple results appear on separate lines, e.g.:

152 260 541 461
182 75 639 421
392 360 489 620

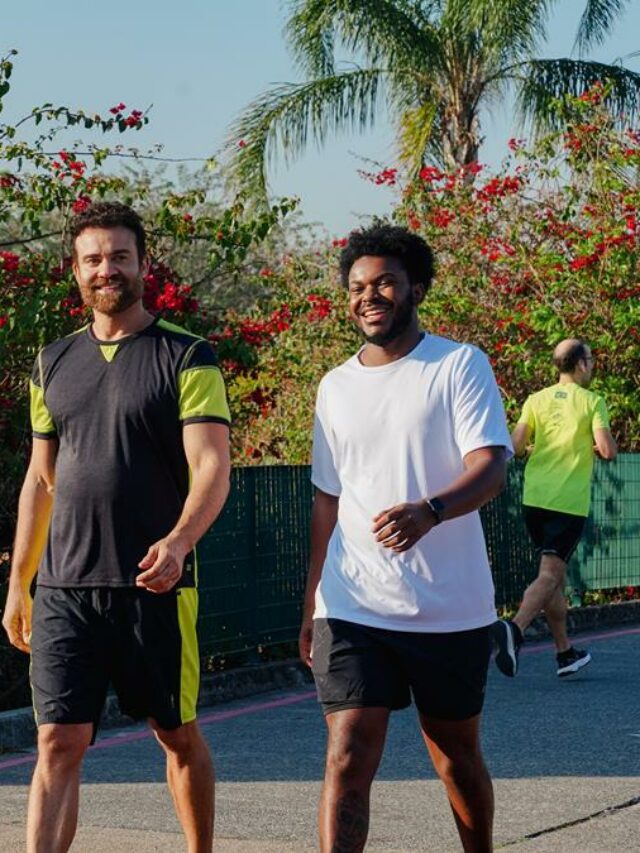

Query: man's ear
413 281 426 304
140 254 150 277
71 258 80 286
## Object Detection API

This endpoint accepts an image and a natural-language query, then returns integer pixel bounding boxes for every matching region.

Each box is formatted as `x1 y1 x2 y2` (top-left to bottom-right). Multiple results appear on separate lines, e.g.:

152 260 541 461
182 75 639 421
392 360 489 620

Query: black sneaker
492 620 522 677
556 647 591 677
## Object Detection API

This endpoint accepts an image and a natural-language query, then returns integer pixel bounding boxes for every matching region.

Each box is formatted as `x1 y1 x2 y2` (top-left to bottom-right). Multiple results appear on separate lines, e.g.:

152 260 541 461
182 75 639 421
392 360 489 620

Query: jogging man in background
2 202 231 853
493 338 617 679
299 223 512 853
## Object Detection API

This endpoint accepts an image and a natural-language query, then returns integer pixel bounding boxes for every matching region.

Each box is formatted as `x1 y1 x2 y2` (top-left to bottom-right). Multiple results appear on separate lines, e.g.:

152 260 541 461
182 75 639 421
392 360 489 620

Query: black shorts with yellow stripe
30 585 199 739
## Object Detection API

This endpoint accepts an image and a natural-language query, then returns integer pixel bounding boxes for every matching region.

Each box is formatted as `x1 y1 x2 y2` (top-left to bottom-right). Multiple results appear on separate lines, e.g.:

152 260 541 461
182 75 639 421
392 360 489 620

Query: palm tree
226 0 640 199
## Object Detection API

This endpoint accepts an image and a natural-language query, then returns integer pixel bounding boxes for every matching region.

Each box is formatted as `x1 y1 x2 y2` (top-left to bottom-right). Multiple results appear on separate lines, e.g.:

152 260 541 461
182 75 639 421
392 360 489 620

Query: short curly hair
69 201 146 260
339 223 435 291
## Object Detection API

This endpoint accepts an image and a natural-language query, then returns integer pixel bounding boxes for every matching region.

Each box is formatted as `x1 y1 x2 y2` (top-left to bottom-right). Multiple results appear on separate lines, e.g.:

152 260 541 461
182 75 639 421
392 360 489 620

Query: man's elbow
492 465 507 498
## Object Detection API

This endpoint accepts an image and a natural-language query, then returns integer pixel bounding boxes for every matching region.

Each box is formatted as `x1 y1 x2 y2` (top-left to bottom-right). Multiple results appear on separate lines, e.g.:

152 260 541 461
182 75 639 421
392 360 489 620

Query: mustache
92 275 127 289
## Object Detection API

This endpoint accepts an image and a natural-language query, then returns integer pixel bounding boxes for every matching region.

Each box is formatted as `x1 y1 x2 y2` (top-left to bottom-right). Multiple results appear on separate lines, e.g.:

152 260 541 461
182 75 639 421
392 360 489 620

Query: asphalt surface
0 626 639 852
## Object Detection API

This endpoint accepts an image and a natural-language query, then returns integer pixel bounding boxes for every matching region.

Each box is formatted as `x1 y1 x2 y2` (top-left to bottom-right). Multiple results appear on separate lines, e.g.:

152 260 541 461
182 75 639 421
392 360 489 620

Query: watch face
428 497 445 522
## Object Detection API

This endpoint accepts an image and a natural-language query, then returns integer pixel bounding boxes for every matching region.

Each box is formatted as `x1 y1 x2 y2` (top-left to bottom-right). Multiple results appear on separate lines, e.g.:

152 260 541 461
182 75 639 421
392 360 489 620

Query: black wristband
425 496 445 525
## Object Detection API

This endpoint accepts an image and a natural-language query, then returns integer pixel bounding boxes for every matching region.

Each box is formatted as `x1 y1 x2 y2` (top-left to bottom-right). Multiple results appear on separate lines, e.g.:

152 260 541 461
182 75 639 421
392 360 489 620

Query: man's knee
37 723 92 768
437 748 486 790
325 720 384 785
152 720 208 763
538 554 566 585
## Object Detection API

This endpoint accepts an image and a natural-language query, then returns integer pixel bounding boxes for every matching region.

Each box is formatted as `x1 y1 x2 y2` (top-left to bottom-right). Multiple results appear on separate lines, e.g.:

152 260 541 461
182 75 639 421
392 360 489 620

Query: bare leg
26 722 93 853
513 554 567 635
420 714 493 853
320 707 390 853
151 720 214 853
543 585 571 653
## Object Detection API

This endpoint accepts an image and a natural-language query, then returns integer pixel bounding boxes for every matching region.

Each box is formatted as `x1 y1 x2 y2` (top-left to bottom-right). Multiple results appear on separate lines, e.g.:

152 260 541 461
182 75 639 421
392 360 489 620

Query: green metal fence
197 455 640 659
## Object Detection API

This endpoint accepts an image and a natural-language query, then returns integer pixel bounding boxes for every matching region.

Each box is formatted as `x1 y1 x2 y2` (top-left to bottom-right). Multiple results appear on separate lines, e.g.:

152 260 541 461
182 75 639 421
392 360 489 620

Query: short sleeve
30 355 57 439
178 340 230 425
592 396 610 432
311 381 342 496
452 346 513 460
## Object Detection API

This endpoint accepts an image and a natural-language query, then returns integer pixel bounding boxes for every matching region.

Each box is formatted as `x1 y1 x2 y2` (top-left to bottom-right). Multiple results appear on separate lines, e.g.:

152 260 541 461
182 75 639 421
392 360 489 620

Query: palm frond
451 0 552 61
515 58 640 133
225 68 385 201
574 0 630 55
286 0 443 76
397 99 439 174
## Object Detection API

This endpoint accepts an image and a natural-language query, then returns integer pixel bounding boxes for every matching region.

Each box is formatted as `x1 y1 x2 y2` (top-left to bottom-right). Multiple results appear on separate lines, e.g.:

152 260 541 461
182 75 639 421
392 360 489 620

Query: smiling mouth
360 306 390 322
95 282 123 293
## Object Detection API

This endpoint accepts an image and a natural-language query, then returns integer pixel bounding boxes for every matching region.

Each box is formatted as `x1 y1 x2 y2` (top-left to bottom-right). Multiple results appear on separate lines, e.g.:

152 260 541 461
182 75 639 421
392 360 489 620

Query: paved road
1 626 639 852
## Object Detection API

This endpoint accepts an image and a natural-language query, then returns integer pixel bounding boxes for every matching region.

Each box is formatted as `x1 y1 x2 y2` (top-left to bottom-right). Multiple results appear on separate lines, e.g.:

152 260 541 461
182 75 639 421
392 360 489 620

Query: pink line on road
2 625 639 772
0 690 317 772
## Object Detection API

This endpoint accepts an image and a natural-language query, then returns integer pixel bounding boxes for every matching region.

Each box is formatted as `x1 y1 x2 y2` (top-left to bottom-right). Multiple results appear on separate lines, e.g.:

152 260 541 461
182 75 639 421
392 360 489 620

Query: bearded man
2 202 230 853
299 223 512 852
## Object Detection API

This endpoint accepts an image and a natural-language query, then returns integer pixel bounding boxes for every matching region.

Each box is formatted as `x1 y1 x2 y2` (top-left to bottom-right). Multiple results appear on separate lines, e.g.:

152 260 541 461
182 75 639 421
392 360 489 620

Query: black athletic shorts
311 618 492 721
523 505 586 563
30 586 200 738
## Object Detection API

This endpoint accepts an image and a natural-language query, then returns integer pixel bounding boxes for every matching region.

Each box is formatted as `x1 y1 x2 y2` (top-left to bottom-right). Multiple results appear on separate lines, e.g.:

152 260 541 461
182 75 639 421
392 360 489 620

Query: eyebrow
348 271 399 286
81 249 132 260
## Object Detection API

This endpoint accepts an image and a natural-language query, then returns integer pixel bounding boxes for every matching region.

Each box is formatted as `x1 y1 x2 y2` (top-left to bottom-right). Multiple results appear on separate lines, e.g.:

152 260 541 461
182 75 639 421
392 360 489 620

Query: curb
1 601 639 754
0 659 313 754
523 599 640 640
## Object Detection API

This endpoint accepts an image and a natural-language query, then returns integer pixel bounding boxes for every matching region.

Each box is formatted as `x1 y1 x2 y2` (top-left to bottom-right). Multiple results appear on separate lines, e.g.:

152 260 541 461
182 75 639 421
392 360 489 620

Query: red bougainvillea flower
72 195 91 214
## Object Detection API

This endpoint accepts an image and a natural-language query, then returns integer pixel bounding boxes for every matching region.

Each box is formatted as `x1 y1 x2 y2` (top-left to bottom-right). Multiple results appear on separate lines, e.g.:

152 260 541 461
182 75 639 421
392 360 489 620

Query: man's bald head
552 338 590 375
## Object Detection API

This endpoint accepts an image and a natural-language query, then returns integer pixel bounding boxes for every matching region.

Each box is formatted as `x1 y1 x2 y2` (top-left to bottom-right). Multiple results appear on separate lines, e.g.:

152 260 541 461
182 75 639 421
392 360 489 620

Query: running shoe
491 619 523 677
556 646 591 677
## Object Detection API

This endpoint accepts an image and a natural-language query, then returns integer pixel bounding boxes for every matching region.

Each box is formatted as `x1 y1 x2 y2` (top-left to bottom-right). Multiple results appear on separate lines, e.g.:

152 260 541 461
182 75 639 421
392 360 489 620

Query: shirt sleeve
311 380 342 496
178 340 231 426
452 346 513 461
30 354 57 439
592 395 610 432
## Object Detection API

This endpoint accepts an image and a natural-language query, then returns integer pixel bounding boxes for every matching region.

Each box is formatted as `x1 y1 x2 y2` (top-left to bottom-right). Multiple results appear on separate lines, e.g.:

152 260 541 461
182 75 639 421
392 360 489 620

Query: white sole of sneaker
557 652 592 677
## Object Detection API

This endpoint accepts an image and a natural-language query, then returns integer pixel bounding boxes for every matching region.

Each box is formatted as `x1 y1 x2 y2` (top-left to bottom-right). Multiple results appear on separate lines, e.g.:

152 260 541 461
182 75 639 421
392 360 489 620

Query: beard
79 274 144 315
362 293 416 346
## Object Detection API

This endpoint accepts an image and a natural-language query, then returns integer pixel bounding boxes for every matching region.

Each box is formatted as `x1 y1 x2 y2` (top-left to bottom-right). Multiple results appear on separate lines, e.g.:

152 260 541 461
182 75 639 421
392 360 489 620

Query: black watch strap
425 496 445 525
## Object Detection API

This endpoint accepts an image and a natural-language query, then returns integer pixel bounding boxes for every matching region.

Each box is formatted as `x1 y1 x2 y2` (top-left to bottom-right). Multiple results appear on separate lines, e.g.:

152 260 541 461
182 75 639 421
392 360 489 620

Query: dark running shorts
523 506 586 563
311 618 492 721
30 586 200 738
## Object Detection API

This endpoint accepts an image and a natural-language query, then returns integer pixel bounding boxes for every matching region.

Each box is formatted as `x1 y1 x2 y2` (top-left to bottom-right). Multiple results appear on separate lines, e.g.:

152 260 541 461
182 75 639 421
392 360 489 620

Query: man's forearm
431 449 506 523
10 474 54 590
303 491 339 618
169 459 230 552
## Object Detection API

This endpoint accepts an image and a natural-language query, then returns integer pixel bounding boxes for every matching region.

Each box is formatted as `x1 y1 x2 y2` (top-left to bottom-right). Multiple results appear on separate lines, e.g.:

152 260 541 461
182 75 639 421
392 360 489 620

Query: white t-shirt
311 333 513 632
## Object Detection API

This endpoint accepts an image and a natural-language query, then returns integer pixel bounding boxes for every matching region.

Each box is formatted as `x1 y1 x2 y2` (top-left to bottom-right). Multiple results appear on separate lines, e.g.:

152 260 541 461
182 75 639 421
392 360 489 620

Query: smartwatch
425 496 445 525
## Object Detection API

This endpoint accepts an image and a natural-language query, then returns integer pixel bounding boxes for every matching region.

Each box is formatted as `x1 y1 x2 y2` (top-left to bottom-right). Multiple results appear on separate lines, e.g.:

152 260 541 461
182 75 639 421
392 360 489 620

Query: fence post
247 465 260 663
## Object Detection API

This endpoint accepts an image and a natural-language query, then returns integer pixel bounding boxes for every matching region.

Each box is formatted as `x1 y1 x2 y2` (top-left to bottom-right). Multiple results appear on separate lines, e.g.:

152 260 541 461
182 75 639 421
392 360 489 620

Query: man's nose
362 282 381 300
97 257 117 277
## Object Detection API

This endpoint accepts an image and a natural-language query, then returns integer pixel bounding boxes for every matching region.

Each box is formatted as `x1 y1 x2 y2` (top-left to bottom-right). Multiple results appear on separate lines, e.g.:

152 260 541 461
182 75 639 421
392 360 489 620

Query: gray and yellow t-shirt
30 317 230 588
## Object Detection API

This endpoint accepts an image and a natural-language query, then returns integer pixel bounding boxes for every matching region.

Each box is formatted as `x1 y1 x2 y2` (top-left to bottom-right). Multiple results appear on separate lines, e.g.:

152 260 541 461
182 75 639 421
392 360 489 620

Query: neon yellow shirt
518 382 610 517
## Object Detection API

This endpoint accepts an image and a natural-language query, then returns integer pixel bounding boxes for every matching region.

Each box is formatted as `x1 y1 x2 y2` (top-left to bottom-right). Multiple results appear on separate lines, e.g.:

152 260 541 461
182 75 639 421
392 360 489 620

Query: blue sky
3 1 640 235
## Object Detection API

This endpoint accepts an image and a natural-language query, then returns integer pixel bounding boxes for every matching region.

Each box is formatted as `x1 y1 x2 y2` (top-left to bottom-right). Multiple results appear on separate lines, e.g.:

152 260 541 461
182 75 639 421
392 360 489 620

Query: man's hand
298 614 314 667
137 533 190 593
2 586 33 653
372 500 436 553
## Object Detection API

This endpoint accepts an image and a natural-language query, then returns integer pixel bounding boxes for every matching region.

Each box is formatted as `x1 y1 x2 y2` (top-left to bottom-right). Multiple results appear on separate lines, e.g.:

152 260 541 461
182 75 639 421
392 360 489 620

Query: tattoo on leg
332 789 369 853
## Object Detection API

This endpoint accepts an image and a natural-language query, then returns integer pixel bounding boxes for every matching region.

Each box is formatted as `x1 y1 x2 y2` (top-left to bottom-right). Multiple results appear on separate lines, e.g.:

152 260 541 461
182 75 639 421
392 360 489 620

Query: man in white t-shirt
299 223 512 852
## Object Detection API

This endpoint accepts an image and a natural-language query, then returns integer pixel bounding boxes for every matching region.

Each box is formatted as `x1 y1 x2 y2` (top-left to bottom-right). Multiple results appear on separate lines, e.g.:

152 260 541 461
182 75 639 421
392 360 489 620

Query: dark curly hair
339 223 435 291
69 201 146 260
